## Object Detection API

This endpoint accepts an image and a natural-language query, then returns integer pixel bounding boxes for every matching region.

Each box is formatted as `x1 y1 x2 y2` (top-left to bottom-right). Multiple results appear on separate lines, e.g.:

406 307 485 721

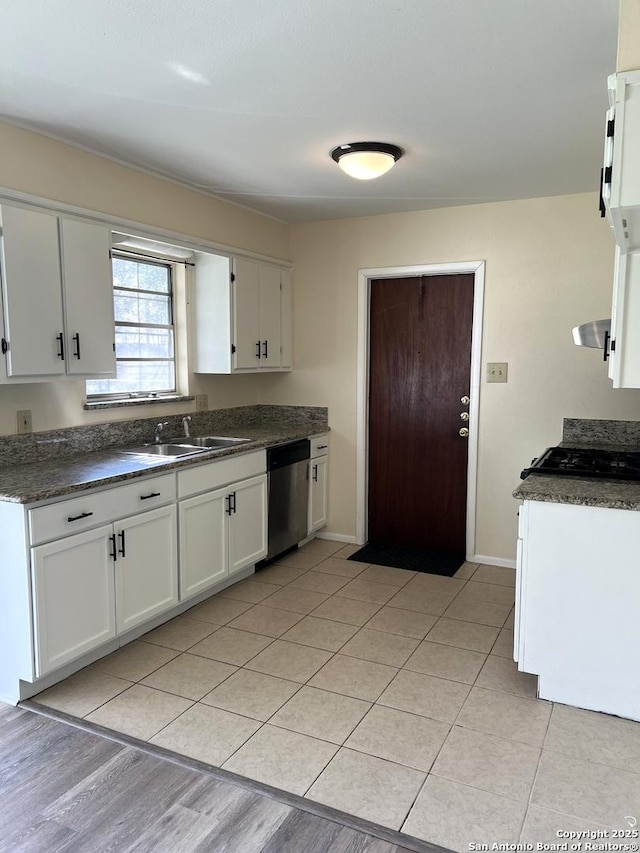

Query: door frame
355 261 485 560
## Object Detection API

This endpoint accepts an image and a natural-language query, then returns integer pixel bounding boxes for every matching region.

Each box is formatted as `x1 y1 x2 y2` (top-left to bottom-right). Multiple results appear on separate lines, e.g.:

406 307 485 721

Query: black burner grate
521 447 640 481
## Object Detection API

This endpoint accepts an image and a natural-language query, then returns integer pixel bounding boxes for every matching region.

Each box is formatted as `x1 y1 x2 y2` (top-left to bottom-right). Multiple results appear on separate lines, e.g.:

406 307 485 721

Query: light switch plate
486 362 508 383
17 409 32 433
195 394 208 411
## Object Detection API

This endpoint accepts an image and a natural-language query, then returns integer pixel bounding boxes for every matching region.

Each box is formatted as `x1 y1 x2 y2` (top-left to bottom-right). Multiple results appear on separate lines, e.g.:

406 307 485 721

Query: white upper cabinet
60 218 115 377
193 252 292 374
0 203 115 381
233 257 263 369
0 205 65 377
608 247 640 387
603 71 640 252
600 72 640 388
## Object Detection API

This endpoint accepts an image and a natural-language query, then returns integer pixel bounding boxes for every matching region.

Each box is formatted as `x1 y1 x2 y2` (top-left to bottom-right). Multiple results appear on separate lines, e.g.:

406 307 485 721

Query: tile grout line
518 695 556 841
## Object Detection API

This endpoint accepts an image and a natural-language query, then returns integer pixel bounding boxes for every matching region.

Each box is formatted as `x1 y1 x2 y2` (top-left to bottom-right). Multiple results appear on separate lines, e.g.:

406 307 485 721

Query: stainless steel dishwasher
264 439 310 562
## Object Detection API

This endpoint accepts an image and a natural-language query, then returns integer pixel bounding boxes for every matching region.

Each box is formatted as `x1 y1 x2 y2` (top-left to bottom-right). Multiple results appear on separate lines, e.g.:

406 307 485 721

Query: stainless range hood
572 319 611 349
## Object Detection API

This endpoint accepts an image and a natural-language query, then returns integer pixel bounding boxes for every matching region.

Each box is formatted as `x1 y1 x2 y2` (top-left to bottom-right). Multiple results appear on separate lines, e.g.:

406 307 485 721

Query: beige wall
0 122 289 435
259 193 640 561
617 0 640 71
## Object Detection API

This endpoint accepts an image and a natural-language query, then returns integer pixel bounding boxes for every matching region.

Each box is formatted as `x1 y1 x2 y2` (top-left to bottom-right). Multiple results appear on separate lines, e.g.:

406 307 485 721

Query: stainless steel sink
120 436 251 458
165 435 251 449
120 443 209 458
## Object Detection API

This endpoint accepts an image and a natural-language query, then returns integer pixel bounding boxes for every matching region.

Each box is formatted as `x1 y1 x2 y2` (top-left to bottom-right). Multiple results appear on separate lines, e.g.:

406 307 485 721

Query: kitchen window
86 254 176 399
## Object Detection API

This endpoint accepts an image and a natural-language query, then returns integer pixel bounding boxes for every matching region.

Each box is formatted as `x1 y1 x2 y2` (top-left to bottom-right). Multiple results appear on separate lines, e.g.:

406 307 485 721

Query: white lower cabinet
115 505 178 634
308 434 329 535
309 456 328 533
179 488 229 600
229 475 268 574
179 473 267 601
515 499 640 721
31 503 179 677
31 524 116 677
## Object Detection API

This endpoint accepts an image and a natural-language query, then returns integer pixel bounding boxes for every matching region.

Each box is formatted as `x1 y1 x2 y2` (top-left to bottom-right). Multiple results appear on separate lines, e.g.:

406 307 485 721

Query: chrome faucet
182 415 192 438
154 421 168 443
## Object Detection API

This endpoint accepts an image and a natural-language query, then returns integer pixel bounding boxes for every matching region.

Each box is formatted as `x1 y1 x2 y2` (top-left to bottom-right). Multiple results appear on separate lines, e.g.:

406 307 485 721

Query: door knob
459 427 469 438
460 412 469 421
460 395 470 405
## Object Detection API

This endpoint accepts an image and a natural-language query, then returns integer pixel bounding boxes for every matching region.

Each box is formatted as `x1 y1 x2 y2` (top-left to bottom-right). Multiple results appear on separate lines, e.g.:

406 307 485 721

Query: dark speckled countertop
513 474 640 510
513 417 640 511
0 408 328 505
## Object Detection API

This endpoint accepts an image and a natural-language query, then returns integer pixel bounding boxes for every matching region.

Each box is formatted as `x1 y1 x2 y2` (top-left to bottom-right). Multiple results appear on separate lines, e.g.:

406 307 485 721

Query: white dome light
331 142 403 180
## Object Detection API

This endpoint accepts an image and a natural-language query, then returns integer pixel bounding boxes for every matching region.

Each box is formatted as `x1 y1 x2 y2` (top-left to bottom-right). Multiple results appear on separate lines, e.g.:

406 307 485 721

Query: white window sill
84 395 195 411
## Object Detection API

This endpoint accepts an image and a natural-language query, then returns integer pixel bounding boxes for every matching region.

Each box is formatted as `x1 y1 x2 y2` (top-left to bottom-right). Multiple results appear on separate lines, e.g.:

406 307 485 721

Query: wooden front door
368 274 474 553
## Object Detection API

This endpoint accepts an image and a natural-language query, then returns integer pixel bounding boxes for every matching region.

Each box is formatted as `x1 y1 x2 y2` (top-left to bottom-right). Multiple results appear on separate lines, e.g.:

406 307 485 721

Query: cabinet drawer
310 434 329 459
178 450 266 499
29 473 176 545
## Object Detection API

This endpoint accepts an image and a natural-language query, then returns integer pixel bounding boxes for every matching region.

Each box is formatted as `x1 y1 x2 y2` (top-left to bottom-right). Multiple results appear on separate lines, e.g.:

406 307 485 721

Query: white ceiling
0 0 619 223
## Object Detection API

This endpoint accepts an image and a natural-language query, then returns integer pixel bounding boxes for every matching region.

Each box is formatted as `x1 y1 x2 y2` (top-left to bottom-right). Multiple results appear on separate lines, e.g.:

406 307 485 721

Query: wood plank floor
0 703 431 853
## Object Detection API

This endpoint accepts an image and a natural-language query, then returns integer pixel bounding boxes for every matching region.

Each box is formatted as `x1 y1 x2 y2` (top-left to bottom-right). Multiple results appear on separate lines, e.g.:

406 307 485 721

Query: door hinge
1 337 8 355
611 339 616 352
604 165 613 184
231 344 236 354
280 281 282 291
230 272 236 283
607 119 615 138
113 342 116 352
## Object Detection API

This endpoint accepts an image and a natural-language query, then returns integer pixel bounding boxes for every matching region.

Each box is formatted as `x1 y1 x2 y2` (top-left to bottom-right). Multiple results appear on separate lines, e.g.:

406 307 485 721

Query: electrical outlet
486 362 508 383
17 409 32 434
196 394 208 412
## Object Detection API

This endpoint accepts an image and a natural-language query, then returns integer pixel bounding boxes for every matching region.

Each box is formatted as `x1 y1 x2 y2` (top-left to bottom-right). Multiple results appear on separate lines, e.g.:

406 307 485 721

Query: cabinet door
31 524 115 677
232 257 261 370
259 265 282 368
309 456 329 533
228 474 268 575
280 268 293 370
179 487 228 600
0 205 65 377
115 505 178 634
609 249 640 388
60 218 116 377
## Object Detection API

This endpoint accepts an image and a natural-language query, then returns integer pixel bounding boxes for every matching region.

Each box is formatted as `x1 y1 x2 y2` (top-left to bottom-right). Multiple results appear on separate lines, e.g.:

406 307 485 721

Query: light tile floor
33 538 640 851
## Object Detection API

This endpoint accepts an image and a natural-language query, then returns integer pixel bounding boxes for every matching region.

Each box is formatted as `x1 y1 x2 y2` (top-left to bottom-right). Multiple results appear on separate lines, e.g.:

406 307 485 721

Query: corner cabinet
0 203 116 382
308 434 329 534
601 71 640 388
192 252 292 374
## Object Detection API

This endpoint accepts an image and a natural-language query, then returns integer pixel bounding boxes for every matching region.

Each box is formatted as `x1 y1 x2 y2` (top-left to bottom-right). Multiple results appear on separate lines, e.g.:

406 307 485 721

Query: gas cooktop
520 446 640 482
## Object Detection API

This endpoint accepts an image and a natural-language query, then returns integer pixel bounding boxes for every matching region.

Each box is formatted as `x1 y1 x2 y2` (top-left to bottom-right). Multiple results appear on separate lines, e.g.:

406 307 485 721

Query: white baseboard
471 554 517 569
315 531 358 544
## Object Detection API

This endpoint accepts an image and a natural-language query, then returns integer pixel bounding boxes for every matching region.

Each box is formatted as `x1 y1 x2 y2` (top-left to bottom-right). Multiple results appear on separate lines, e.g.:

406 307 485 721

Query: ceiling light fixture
330 142 403 180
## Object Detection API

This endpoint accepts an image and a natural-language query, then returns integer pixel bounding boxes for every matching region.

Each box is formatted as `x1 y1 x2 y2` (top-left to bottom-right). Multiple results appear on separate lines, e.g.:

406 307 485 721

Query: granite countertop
0 423 328 505
513 417 640 510
513 474 640 510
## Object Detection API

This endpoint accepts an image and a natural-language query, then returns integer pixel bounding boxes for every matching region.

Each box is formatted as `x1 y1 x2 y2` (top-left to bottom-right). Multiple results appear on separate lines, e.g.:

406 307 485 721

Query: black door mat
348 542 465 576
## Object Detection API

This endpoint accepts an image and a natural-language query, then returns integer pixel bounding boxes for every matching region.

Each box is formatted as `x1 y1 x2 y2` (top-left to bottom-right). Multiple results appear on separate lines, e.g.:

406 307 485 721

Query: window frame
86 251 178 401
